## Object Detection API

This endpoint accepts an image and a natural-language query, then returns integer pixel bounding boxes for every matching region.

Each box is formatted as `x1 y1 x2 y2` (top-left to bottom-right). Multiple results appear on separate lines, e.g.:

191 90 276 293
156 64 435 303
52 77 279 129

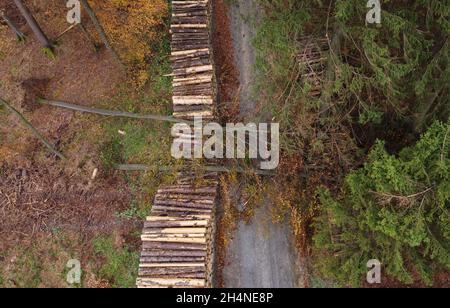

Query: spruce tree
313 118 450 286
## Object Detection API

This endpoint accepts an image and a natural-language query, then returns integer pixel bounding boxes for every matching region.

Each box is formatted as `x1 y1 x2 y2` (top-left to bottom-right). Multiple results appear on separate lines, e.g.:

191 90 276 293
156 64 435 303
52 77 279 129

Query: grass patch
98 22 173 170
100 135 122 170
7 248 42 288
310 276 337 288
116 199 150 220
0 232 81 288
92 236 139 288
0 232 141 288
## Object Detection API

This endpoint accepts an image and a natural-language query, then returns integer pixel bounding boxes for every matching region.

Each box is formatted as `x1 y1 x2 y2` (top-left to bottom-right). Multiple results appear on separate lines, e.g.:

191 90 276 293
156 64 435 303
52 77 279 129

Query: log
138 270 205 279
136 278 205 288
139 262 205 268
146 215 209 221
142 242 206 251
144 220 209 228
140 250 206 258
38 99 192 125
139 256 205 263
153 201 214 210
155 193 216 201
79 0 122 66
151 206 212 214
142 227 207 234
0 98 66 160
141 233 206 239
1 13 26 41
13 0 52 48
141 236 207 244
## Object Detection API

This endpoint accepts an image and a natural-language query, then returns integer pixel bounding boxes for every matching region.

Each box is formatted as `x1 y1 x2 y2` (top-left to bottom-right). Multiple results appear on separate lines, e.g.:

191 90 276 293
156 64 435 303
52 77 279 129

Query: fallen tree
13 0 52 49
0 12 26 41
0 98 66 160
37 98 192 125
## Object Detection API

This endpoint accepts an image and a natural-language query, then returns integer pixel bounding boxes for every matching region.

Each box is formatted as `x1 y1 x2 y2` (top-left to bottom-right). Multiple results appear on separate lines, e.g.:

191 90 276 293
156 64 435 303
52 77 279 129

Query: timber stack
136 0 218 288
171 0 215 120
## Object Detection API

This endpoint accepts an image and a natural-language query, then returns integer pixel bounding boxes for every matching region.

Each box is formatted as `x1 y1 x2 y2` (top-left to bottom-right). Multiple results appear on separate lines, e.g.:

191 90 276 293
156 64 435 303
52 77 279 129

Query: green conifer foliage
313 118 449 286
252 0 449 286
332 0 449 130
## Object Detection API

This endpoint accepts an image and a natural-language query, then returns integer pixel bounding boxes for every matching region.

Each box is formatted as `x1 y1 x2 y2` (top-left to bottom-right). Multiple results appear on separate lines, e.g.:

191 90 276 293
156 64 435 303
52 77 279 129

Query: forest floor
0 0 171 288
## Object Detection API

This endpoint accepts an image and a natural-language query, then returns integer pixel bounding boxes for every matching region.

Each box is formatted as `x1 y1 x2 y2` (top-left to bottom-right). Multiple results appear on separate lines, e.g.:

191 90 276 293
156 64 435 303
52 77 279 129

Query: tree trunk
79 0 122 66
78 22 99 52
0 98 66 160
13 0 52 48
1 13 26 41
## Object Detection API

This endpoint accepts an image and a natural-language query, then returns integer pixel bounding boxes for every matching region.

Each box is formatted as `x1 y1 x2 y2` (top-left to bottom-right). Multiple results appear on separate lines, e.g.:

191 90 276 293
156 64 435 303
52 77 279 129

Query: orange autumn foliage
87 0 168 86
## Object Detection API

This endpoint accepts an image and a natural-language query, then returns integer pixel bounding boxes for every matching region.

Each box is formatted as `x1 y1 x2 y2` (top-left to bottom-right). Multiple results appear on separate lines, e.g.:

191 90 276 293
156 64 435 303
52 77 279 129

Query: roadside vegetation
252 0 449 287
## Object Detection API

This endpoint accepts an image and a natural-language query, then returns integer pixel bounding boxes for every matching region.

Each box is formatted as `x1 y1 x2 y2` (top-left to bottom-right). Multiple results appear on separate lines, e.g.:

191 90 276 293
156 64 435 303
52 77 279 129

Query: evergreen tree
313 118 450 286
332 0 449 130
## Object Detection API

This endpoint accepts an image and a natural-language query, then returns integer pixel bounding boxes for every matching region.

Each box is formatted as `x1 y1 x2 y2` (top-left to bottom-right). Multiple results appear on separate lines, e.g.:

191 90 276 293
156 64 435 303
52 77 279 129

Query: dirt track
221 0 306 288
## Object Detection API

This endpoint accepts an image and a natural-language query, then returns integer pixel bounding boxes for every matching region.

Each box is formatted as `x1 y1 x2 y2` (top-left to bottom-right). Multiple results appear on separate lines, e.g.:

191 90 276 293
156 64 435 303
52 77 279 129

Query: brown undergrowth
0 0 169 288
211 0 241 288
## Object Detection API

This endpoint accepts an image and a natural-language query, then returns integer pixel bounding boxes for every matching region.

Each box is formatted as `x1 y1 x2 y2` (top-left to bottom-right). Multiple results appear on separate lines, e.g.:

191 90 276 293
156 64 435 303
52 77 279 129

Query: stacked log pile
170 0 215 120
136 173 218 288
136 0 218 289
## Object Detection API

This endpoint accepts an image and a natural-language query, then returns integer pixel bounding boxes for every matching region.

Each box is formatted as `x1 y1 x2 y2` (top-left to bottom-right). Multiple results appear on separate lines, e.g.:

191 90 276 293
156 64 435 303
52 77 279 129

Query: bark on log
1 13 26 41
79 0 122 66
37 98 192 124
0 98 66 160
13 0 52 48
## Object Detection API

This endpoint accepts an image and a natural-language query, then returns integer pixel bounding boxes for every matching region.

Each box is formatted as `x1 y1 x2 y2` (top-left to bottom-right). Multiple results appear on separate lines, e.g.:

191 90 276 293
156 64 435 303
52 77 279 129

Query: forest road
222 0 307 288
